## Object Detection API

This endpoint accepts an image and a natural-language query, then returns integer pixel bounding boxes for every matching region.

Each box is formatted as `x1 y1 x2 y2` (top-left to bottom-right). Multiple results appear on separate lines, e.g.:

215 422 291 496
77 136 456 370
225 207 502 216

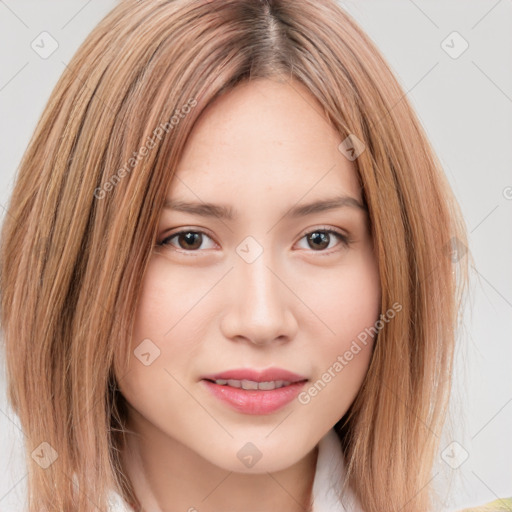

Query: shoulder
456 498 512 511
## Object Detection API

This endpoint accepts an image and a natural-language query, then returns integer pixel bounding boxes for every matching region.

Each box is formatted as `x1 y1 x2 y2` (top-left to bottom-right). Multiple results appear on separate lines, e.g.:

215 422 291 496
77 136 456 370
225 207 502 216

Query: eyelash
157 226 351 256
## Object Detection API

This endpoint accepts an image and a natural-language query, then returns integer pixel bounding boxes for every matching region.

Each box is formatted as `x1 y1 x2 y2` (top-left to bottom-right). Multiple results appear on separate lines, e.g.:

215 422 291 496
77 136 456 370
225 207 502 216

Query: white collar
107 428 363 512
311 428 363 511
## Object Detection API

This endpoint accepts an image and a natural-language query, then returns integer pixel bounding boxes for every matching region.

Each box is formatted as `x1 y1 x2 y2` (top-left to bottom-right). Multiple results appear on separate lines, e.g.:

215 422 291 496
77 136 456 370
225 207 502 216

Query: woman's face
117 78 381 473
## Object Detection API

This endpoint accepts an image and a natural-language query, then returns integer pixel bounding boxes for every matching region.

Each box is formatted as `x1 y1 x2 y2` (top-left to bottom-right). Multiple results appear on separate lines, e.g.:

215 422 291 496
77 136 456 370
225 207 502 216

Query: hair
0 0 470 511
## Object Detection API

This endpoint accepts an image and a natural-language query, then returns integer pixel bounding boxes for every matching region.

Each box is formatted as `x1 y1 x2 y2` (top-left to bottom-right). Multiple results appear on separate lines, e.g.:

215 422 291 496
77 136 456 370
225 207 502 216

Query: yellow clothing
458 498 512 511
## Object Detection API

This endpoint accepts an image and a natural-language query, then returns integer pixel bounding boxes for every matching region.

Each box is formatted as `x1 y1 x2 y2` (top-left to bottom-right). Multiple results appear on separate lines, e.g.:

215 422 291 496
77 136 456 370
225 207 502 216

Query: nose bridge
220 237 296 344
239 246 282 312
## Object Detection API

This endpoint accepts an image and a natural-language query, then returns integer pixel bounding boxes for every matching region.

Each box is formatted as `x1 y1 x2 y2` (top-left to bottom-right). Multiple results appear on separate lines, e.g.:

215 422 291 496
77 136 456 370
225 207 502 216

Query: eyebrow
163 195 367 220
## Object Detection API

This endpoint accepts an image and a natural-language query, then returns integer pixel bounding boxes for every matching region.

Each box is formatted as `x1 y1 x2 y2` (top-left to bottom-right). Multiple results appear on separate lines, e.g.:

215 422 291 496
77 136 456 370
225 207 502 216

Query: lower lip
201 379 307 415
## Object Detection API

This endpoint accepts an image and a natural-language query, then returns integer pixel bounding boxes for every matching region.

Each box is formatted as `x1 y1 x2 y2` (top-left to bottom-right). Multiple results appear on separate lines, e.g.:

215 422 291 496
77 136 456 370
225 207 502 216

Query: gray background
1 1 511 510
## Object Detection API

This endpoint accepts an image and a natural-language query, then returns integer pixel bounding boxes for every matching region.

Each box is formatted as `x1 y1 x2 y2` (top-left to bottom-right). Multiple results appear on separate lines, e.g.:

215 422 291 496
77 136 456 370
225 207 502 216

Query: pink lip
200 367 308 415
201 380 307 415
201 367 307 383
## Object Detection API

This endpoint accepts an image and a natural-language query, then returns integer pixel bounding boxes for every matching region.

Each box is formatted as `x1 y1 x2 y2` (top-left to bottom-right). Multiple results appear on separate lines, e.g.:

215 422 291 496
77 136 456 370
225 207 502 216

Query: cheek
133 260 177 338
296 251 381 414
131 258 206 356
119 261 202 405
117 261 207 432
303 248 381 345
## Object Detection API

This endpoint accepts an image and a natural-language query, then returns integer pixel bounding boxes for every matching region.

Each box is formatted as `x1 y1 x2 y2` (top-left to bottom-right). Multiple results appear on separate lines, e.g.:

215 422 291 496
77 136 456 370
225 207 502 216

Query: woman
0 0 477 511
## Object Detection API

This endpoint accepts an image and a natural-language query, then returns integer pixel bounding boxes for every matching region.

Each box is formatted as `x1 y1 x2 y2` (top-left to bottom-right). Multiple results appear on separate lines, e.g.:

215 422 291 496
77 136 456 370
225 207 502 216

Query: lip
201 380 307 415
201 367 307 383
200 367 309 415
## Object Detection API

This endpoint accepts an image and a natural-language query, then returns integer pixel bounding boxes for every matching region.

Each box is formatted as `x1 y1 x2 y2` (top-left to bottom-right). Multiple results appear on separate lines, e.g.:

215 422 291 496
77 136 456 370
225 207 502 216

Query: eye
296 227 350 253
157 226 350 255
159 230 217 253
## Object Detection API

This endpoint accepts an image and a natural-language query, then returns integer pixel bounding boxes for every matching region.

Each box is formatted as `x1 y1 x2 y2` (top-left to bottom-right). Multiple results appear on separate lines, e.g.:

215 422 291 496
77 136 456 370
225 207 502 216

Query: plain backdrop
0 1 511 510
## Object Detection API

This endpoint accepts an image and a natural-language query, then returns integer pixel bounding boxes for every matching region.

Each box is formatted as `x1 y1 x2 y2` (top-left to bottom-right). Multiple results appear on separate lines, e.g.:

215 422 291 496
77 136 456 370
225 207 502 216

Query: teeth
213 379 292 390
241 379 259 390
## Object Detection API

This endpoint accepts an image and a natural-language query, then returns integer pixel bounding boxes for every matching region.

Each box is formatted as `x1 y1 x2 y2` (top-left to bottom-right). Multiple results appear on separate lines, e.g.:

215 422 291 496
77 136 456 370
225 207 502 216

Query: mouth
201 366 308 384
202 378 305 390
200 367 309 415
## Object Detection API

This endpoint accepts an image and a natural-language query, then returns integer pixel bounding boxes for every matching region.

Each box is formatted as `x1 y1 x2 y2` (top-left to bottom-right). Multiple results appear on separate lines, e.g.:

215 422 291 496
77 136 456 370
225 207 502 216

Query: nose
219 250 298 346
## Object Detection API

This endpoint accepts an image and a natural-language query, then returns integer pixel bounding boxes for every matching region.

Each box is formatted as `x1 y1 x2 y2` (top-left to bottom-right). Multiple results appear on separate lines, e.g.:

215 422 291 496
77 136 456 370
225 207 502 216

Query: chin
195 436 312 474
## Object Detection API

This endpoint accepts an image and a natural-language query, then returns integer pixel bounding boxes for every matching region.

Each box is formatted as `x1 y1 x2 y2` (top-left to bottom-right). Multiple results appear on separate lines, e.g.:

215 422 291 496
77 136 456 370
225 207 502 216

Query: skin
116 78 381 512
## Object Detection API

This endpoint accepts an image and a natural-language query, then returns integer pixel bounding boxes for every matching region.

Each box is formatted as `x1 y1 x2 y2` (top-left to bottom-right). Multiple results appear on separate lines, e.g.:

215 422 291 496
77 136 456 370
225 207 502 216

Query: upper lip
201 367 308 383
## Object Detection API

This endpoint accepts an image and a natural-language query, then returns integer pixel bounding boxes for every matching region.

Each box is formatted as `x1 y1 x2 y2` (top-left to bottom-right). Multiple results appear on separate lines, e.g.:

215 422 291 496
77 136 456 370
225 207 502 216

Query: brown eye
158 227 350 255
160 230 216 252
307 231 330 250
176 232 202 250
297 228 350 252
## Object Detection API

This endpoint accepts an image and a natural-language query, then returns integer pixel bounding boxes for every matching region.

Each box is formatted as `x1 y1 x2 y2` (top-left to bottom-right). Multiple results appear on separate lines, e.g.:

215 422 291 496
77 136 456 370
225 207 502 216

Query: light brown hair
0 0 469 511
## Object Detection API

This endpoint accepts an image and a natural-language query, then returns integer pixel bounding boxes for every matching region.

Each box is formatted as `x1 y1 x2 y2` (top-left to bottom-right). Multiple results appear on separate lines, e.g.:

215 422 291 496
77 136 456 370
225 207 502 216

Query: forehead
169 78 362 205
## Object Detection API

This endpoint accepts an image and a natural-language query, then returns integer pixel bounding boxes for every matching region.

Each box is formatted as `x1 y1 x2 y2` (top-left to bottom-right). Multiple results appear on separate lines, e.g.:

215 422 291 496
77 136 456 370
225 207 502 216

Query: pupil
180 232 201 249
309 232 328 250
